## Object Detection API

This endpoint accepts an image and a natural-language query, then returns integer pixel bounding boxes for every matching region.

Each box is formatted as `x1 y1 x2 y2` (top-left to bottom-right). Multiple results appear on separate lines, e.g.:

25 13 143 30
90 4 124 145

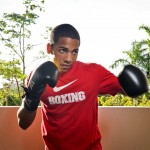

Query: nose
64 53 72 63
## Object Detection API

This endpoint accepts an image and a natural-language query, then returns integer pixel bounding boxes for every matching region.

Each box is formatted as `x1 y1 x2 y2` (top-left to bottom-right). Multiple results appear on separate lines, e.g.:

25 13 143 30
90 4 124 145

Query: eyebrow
58 46 79 51
73 48 79 52
58 46 67 49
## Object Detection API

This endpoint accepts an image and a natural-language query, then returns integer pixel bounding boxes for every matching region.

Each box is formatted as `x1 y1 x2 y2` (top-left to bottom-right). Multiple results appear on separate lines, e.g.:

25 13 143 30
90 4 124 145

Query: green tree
0 0 45 105
98 94 150 106
110 24 150 80
0 59 26 105
0 0 45 86
138 25 150 78
109 24 150 106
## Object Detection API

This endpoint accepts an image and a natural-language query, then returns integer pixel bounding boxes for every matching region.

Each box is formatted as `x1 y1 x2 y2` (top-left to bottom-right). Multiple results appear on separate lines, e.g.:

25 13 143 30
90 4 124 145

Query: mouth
61 64 72 72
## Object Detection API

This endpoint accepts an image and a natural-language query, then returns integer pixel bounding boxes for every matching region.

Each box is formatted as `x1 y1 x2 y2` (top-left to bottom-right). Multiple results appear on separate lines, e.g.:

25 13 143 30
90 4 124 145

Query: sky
0 0 150 76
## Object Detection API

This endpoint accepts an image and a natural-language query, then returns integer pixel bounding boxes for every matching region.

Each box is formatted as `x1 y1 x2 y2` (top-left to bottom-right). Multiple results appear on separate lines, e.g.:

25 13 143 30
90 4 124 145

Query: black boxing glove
23 61 58 111
118 64 149 98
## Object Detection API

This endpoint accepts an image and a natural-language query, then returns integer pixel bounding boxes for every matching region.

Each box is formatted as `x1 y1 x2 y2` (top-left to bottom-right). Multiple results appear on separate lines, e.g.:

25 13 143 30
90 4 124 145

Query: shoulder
75 61 106 71
75 61 100 67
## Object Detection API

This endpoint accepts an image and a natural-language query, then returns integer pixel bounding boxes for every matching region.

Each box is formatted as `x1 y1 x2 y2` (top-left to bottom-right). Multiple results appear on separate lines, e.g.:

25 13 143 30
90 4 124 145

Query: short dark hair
50 24 80 45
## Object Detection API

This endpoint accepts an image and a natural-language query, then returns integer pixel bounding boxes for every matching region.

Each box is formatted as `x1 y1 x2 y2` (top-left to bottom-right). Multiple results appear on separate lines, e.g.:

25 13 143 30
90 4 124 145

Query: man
17 23 148 150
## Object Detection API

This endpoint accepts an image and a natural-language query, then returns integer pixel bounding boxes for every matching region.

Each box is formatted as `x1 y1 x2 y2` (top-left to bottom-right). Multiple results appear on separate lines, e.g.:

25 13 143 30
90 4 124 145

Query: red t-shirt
40 61 121 150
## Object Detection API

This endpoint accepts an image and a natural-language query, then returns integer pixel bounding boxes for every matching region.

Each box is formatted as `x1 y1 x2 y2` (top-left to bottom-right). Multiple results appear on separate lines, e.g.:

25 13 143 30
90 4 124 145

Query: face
51 37 80 73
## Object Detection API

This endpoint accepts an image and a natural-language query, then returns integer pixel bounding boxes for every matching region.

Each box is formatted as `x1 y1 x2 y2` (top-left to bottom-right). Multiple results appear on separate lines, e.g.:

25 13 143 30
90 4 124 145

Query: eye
72 49 79 55
59 48 67 54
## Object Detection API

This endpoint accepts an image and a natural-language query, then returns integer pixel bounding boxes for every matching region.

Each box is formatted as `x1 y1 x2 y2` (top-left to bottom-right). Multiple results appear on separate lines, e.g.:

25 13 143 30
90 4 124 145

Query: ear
46 43 53 54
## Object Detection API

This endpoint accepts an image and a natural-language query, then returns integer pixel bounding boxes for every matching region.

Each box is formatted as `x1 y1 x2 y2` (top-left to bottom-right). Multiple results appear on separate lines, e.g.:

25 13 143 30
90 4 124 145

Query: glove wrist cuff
23 96 40 111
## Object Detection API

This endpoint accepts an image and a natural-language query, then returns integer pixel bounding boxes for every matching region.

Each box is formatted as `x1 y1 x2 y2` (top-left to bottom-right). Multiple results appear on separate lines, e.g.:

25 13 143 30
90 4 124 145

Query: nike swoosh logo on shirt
53 79 78 92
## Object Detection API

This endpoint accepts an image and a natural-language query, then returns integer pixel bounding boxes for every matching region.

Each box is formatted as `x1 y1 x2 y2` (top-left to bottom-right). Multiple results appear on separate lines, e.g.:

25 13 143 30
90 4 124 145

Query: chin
60 68 69 73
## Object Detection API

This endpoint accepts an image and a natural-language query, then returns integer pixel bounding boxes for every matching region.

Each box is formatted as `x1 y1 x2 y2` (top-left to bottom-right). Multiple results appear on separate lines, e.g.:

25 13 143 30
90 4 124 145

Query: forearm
17 101 37 130
17 61 58 129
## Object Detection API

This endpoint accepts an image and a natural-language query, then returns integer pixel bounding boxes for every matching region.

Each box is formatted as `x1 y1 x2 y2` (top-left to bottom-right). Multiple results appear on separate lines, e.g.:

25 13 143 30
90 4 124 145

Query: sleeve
95 64 122 96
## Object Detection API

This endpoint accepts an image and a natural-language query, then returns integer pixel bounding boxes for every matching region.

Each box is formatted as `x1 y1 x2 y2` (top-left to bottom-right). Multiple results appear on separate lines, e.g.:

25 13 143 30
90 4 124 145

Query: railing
0 106 150 150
